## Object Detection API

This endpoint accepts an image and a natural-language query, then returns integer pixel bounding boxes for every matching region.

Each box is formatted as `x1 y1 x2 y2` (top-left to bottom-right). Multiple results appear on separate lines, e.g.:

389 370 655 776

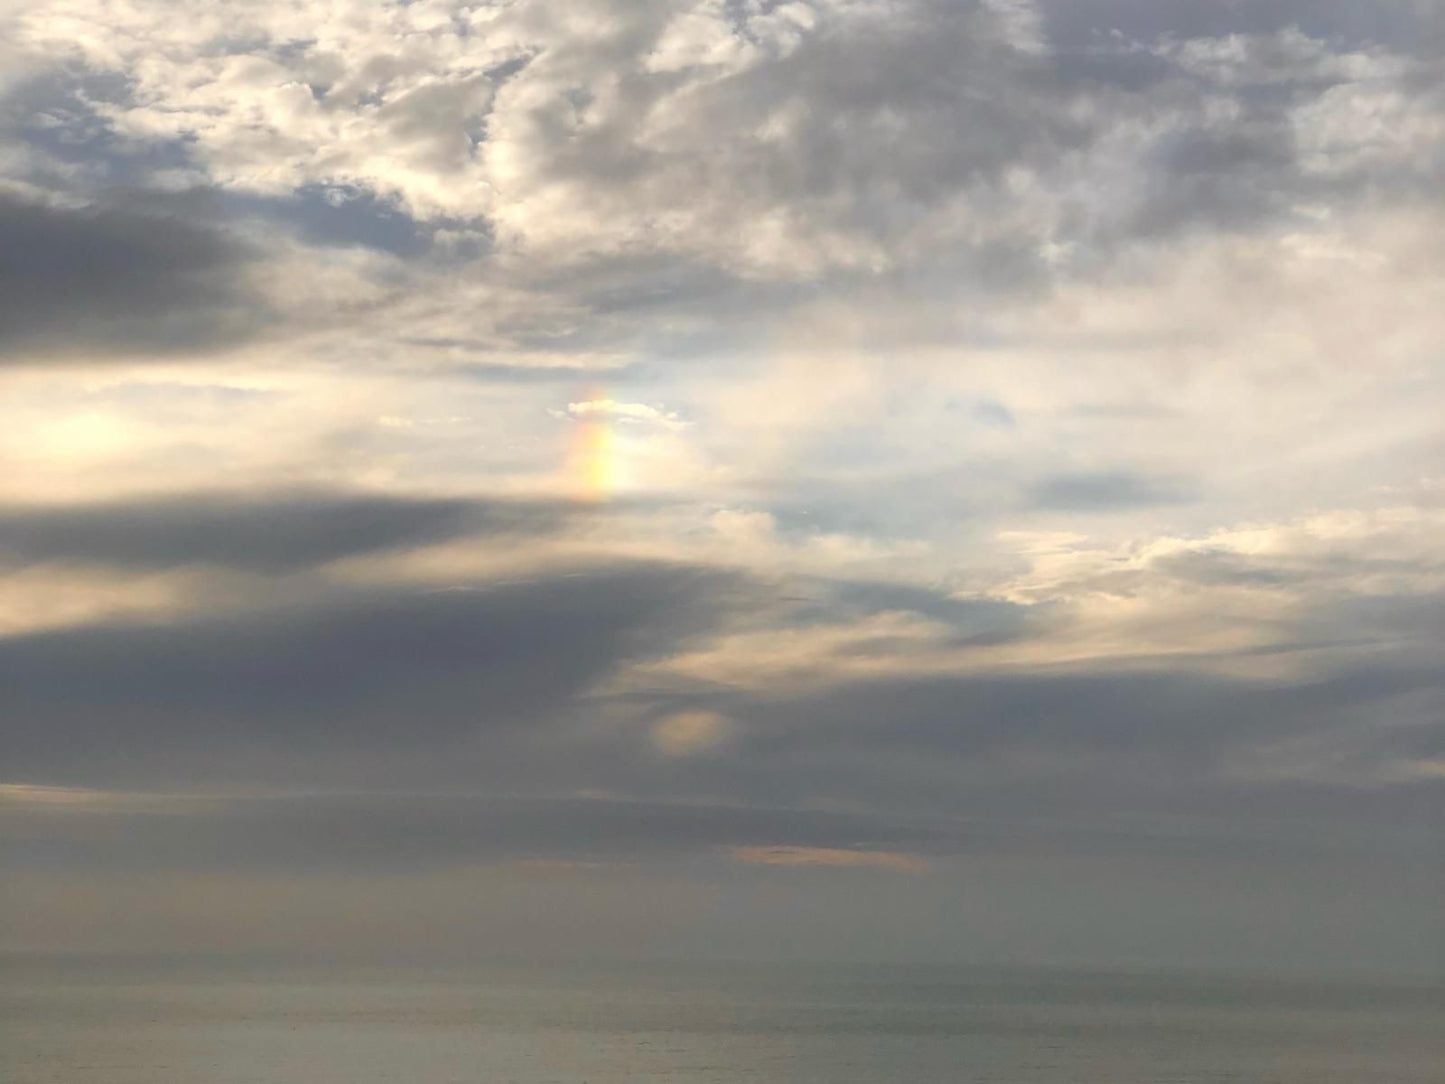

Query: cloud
1028 471 1196 512
564 399 688 429
997 506 1445 608
0 489 573 572
0 783 127 810
651 710 733 756
0 789 944 874
228 185 443 256
722 659 1445 781
5 0 1439 382
0 0 1442 974
0 560 749 782
727 845 931 874
0 192 268 360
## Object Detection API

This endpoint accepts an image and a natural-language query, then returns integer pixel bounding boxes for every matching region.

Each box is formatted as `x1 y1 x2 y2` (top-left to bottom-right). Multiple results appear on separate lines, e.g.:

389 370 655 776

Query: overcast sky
1 0 1441 976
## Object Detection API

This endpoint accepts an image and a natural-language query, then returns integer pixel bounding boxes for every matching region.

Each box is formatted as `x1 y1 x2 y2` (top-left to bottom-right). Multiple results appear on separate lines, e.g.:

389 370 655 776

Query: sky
0 0 1442 977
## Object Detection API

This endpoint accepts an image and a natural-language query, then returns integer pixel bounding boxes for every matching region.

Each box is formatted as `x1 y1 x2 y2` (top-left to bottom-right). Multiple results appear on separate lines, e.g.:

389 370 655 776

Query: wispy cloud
727 846 932 875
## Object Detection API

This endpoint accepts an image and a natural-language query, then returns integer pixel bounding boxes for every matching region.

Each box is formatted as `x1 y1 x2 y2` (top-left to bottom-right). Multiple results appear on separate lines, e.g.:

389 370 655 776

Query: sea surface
3 958 1441 1083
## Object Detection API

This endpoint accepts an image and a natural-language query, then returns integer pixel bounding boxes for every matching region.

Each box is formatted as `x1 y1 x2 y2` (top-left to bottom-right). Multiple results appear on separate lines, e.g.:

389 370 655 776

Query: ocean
3 959 1441 1083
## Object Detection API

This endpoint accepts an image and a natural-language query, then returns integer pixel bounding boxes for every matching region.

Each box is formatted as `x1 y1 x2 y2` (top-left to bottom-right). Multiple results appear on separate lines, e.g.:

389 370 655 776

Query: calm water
3 959 1441 1083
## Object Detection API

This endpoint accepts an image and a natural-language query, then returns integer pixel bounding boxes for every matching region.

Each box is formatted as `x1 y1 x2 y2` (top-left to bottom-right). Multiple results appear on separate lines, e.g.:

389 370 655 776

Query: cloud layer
1 0 1441 973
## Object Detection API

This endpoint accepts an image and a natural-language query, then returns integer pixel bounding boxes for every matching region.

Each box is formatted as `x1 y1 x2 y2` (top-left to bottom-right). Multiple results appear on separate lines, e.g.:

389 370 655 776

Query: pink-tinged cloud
726 845 931 875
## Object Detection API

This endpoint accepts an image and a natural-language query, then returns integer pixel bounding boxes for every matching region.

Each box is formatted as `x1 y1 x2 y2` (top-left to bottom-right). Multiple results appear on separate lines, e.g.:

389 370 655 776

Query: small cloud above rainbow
565 400 688 430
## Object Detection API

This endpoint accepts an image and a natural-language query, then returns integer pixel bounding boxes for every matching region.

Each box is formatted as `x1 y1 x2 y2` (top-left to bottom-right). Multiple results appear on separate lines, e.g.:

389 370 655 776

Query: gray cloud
3 764 1436 881
1038 0 1443 55
0 561 748 781
1029 471 1196 511
0 193 268 361
724 662 1445 776
4 540 1438 841
0 490 574 572
809 579 1029 642
0 791 940 875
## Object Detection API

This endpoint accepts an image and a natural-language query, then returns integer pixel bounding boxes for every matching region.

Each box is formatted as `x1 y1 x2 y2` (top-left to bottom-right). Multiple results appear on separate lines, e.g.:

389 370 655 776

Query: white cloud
564 399 689 429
